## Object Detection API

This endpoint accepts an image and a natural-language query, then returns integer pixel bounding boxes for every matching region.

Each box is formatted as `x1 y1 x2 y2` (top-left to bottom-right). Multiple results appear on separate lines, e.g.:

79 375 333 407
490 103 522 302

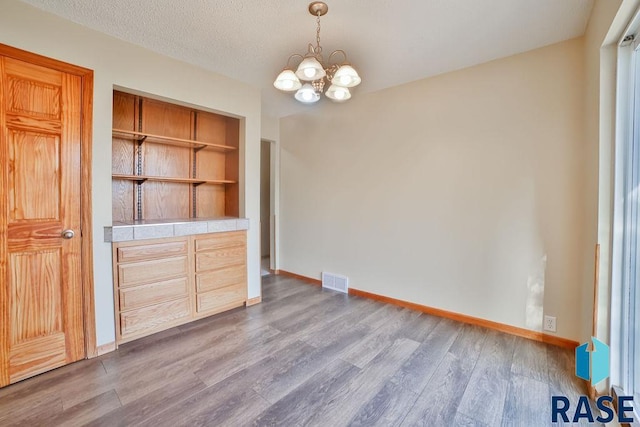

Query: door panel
9 250 62 343
8 131 60 221
1 56 84 386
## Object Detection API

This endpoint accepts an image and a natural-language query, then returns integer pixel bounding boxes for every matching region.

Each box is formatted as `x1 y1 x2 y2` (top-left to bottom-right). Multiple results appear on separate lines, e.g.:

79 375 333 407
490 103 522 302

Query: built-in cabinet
110 91 248 344
113 232 247 343
112 91 240 222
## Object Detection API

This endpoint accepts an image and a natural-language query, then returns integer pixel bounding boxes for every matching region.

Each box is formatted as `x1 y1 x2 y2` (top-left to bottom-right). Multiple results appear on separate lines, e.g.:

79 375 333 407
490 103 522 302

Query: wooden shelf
113 174 236 186
112 128 237 152
112 91 240 222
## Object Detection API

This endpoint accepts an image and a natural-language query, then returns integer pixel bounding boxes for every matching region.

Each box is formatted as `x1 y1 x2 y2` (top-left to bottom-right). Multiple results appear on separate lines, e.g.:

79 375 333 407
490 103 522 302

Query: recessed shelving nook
112 90 240 222
108 91 248 345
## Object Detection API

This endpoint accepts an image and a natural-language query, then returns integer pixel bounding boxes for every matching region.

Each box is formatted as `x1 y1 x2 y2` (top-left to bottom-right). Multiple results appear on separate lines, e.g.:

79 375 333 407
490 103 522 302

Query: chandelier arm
327 50 348 66
285 53 305 69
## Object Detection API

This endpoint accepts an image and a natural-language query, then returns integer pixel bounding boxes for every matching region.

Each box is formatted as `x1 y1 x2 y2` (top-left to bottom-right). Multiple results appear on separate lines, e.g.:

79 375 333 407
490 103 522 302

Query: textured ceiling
20 0 594 117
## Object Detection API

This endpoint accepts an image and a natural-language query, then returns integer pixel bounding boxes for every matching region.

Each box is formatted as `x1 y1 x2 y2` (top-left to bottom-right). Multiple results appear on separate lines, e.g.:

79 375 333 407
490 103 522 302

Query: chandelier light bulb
331 65 361 88
273 69 302 92
296 56 326 81
325 84 351 102
294 83 320 103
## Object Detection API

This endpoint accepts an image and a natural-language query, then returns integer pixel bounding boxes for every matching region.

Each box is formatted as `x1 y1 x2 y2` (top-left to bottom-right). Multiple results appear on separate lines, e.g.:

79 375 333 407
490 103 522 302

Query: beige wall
281 38 586 340
0 0 262 346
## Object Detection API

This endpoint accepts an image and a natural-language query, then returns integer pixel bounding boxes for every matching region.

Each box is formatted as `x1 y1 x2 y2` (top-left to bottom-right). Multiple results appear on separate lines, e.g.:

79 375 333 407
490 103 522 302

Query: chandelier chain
316 13 322 54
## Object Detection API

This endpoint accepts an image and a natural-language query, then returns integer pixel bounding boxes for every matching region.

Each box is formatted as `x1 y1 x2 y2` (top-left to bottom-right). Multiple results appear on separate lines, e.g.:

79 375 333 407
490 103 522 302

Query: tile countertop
104 217 250 242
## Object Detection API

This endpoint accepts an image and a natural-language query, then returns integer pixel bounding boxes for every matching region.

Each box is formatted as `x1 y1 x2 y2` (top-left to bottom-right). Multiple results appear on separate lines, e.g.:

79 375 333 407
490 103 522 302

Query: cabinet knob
61 229 75 239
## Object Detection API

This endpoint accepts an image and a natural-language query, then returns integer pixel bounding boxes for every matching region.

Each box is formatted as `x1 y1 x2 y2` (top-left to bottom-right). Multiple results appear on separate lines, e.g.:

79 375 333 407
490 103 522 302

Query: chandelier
273 1 361 104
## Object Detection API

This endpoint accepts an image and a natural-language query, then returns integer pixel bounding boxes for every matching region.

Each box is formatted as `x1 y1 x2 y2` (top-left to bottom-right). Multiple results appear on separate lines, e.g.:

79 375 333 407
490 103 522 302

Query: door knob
61 229 75 239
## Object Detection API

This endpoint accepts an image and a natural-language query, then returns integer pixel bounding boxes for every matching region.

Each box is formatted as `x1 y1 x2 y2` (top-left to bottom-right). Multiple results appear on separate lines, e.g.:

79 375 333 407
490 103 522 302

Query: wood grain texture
456 331 515 426
501 374 550 427
114 233 247 343
349 378 419 427
196 184 226 218
251 358 361 426
9 250 62 344
0 57 8 386
111 91 239 221
275 269 322 286
80 65 96 358
112 174 235 185
9 333 66 382
119 277 189 311
111 92 135 223
112 128 236 151
511 336 549 382
194 231 245 251
224 117 240 217
348 286 579 349
196 265 245 292
195 247 245 271
141 98 192 220
118 256 188 287
390 318 461 394
1 51 88 385
95 342 115 356
401 352 472 426
7 128 60 222
246 296 261 306
0 275 593 425
111 180 134 223
195 284 246 314
143 181 191 220
117 239 187 263
119 297 190 340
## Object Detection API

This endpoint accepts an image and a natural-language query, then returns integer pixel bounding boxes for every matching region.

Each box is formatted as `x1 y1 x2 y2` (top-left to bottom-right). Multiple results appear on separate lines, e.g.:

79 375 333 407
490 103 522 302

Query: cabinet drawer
196 284 246 314
120 297 190 338
119 277 189 311
196 265 245 293
195 232 245 252
195 247 245 272
118 256 188 287
117 240 187 262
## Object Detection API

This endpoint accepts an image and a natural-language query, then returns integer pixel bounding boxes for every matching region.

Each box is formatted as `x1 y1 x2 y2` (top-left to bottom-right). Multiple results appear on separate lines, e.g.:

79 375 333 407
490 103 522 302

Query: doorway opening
260 139 274 277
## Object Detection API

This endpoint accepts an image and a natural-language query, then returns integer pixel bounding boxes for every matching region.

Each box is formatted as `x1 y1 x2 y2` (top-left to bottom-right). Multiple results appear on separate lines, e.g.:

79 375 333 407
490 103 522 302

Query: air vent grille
321 272 349 294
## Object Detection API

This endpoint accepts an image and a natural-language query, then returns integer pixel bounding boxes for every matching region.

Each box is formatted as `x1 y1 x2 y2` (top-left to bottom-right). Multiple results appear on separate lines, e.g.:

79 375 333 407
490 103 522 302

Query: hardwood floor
0 275 594 426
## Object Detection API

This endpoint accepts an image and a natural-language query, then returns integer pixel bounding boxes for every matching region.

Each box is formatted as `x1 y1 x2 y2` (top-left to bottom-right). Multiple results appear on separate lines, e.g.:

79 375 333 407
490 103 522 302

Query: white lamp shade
331 65 361 88
294 83 320 103
325 84 351 102
274 69 302 92
295 57 326 81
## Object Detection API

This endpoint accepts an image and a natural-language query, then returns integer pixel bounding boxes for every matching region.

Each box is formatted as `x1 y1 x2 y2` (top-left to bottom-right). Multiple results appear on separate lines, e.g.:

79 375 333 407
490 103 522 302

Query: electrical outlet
544 315 557 332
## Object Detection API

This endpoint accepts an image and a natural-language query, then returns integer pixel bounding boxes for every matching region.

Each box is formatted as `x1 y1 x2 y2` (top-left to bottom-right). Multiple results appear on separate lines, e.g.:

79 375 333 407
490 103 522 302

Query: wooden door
0 56 84 386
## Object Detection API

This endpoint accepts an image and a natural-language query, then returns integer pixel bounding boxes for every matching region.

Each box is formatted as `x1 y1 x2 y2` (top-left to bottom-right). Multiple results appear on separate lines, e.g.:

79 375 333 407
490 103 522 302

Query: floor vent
322 272 349 294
